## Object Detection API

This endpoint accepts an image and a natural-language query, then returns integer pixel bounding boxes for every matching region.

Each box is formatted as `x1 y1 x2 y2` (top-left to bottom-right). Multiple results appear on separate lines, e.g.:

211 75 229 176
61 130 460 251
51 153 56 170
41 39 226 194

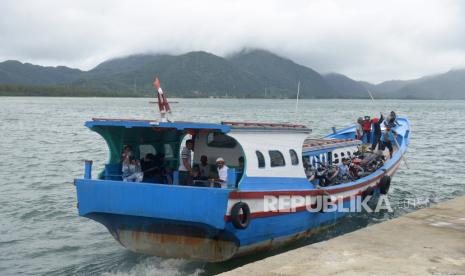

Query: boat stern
75 179 238 262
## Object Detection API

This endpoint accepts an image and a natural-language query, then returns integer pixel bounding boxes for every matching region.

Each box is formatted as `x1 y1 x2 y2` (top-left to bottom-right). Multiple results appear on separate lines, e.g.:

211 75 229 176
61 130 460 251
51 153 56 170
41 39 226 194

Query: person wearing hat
216 157 229 188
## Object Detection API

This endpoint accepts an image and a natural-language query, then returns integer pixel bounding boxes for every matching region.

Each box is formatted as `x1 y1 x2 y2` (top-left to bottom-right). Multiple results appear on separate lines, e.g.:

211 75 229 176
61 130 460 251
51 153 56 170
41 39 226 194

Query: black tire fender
230 202 251 229
379 175 391 195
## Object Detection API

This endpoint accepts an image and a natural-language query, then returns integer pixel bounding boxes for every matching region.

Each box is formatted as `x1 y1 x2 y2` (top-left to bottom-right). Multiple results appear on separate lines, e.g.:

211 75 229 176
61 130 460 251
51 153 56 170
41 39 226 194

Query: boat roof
86 118 311 133
303 138 361 153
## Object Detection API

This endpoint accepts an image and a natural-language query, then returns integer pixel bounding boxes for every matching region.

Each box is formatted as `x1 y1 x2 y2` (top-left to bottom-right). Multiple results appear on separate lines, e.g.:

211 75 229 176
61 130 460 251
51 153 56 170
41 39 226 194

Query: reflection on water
1 97 464 275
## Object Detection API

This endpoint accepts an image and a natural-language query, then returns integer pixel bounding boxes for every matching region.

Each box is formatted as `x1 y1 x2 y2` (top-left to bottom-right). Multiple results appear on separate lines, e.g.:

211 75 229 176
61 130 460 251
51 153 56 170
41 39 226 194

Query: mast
295 81 301 117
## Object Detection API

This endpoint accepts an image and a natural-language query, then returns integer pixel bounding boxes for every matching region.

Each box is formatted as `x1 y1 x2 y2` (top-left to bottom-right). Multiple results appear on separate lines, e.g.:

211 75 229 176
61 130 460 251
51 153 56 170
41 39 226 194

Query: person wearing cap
216 157 229 187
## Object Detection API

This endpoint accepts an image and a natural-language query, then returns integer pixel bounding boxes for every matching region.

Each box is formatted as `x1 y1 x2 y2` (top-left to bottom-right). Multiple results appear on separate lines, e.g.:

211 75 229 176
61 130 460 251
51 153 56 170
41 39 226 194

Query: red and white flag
153 77 171 113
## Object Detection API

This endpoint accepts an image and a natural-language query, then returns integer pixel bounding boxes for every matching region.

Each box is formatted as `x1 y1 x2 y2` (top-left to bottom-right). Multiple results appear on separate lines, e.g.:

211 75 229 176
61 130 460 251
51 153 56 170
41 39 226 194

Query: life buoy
230 202 251 229
379 175 391 195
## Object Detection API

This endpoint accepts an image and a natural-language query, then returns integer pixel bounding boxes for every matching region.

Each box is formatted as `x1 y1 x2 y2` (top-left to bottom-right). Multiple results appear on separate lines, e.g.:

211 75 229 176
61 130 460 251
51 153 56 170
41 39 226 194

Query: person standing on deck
362 116 372 143
178 139 194 185
379 125 397 159
371 113 384 150
386 111 399 127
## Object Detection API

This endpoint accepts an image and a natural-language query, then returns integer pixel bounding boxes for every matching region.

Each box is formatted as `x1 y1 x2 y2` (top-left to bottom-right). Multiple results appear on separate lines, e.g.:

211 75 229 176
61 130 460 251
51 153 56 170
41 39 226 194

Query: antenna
295 81 301 120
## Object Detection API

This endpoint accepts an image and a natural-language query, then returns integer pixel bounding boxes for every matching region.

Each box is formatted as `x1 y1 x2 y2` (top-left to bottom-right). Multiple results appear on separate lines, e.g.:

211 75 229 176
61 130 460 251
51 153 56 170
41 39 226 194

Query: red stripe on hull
229 158 401 199
224 158 402 221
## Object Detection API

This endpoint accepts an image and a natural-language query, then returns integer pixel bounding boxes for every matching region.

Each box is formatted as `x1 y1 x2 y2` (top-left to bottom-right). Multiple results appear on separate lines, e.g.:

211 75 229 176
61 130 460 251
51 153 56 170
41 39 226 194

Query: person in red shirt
362 116 372 143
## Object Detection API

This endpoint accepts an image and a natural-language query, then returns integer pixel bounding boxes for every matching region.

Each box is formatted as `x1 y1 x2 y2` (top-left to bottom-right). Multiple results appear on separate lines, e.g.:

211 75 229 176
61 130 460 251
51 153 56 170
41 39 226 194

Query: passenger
178 139 194 185
121 145 133 162
237 156 245 174
216 157 229 188
199 155 211 180
356 117 364 140
371 113 384 151
140 153 155 171
153 153 165 168
150 167 165 184
122 153 143 182
140 153 158 183
236 156 244 181
362 116 372 143
386 111 399 127
331 157 351 182
379 125 397 159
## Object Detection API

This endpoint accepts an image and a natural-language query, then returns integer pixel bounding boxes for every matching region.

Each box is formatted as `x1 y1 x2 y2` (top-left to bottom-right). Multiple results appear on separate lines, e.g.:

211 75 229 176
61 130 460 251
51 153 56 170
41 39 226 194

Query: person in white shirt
122 153 143 182
216 157 229 188
178 139 194 185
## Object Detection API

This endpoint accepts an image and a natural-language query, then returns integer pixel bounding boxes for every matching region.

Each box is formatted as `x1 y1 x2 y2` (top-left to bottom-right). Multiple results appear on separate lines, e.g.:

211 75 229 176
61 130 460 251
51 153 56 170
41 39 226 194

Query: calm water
1 97 464 275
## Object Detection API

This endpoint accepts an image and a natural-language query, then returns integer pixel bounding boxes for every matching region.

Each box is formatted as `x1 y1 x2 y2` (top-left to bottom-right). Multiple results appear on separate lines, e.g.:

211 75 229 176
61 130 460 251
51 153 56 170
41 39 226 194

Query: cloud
0 0 464 82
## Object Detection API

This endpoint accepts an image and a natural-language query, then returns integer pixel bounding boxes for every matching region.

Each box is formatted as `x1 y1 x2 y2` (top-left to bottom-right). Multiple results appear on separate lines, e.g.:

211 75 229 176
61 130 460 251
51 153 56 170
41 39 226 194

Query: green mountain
380 69 465 99
323 73 370 98
75 51 263 97
0 60 82 85
229 49 338 98
358 69 465 99
75 50 338 98
1 50 464 99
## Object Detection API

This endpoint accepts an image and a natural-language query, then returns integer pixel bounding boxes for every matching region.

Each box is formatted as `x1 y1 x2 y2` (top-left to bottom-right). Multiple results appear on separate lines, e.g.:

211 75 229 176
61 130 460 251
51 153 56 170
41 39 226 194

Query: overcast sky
1 0 464 83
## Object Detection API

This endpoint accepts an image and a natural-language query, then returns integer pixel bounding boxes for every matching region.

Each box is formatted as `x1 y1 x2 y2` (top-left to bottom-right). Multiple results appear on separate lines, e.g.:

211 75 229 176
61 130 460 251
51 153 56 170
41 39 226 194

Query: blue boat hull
78 179 389 262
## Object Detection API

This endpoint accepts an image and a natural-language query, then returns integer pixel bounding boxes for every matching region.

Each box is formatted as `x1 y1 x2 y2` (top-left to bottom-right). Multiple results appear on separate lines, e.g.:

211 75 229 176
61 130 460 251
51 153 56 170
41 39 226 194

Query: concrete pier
221 196 465 275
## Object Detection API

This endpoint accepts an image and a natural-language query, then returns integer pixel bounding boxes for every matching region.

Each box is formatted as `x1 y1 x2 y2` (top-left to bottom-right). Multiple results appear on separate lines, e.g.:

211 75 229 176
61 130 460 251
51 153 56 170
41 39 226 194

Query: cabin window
347 151 351 157
164 144 174 158
139 144 156 159
207 132 237 148
289 149 299 165
341 152 345 157
333 153 339 164
256 151 265 168
269 150 285 167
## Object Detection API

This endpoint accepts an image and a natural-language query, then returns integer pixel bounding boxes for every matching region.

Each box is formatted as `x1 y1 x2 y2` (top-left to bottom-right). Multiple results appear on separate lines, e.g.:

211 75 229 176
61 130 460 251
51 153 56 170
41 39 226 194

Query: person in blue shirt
379 125 397 158
330 158 351 183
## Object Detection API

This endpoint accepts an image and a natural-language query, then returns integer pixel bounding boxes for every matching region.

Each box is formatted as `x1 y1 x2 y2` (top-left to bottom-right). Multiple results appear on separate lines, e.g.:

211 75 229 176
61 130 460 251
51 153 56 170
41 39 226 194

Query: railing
83 161 237 189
